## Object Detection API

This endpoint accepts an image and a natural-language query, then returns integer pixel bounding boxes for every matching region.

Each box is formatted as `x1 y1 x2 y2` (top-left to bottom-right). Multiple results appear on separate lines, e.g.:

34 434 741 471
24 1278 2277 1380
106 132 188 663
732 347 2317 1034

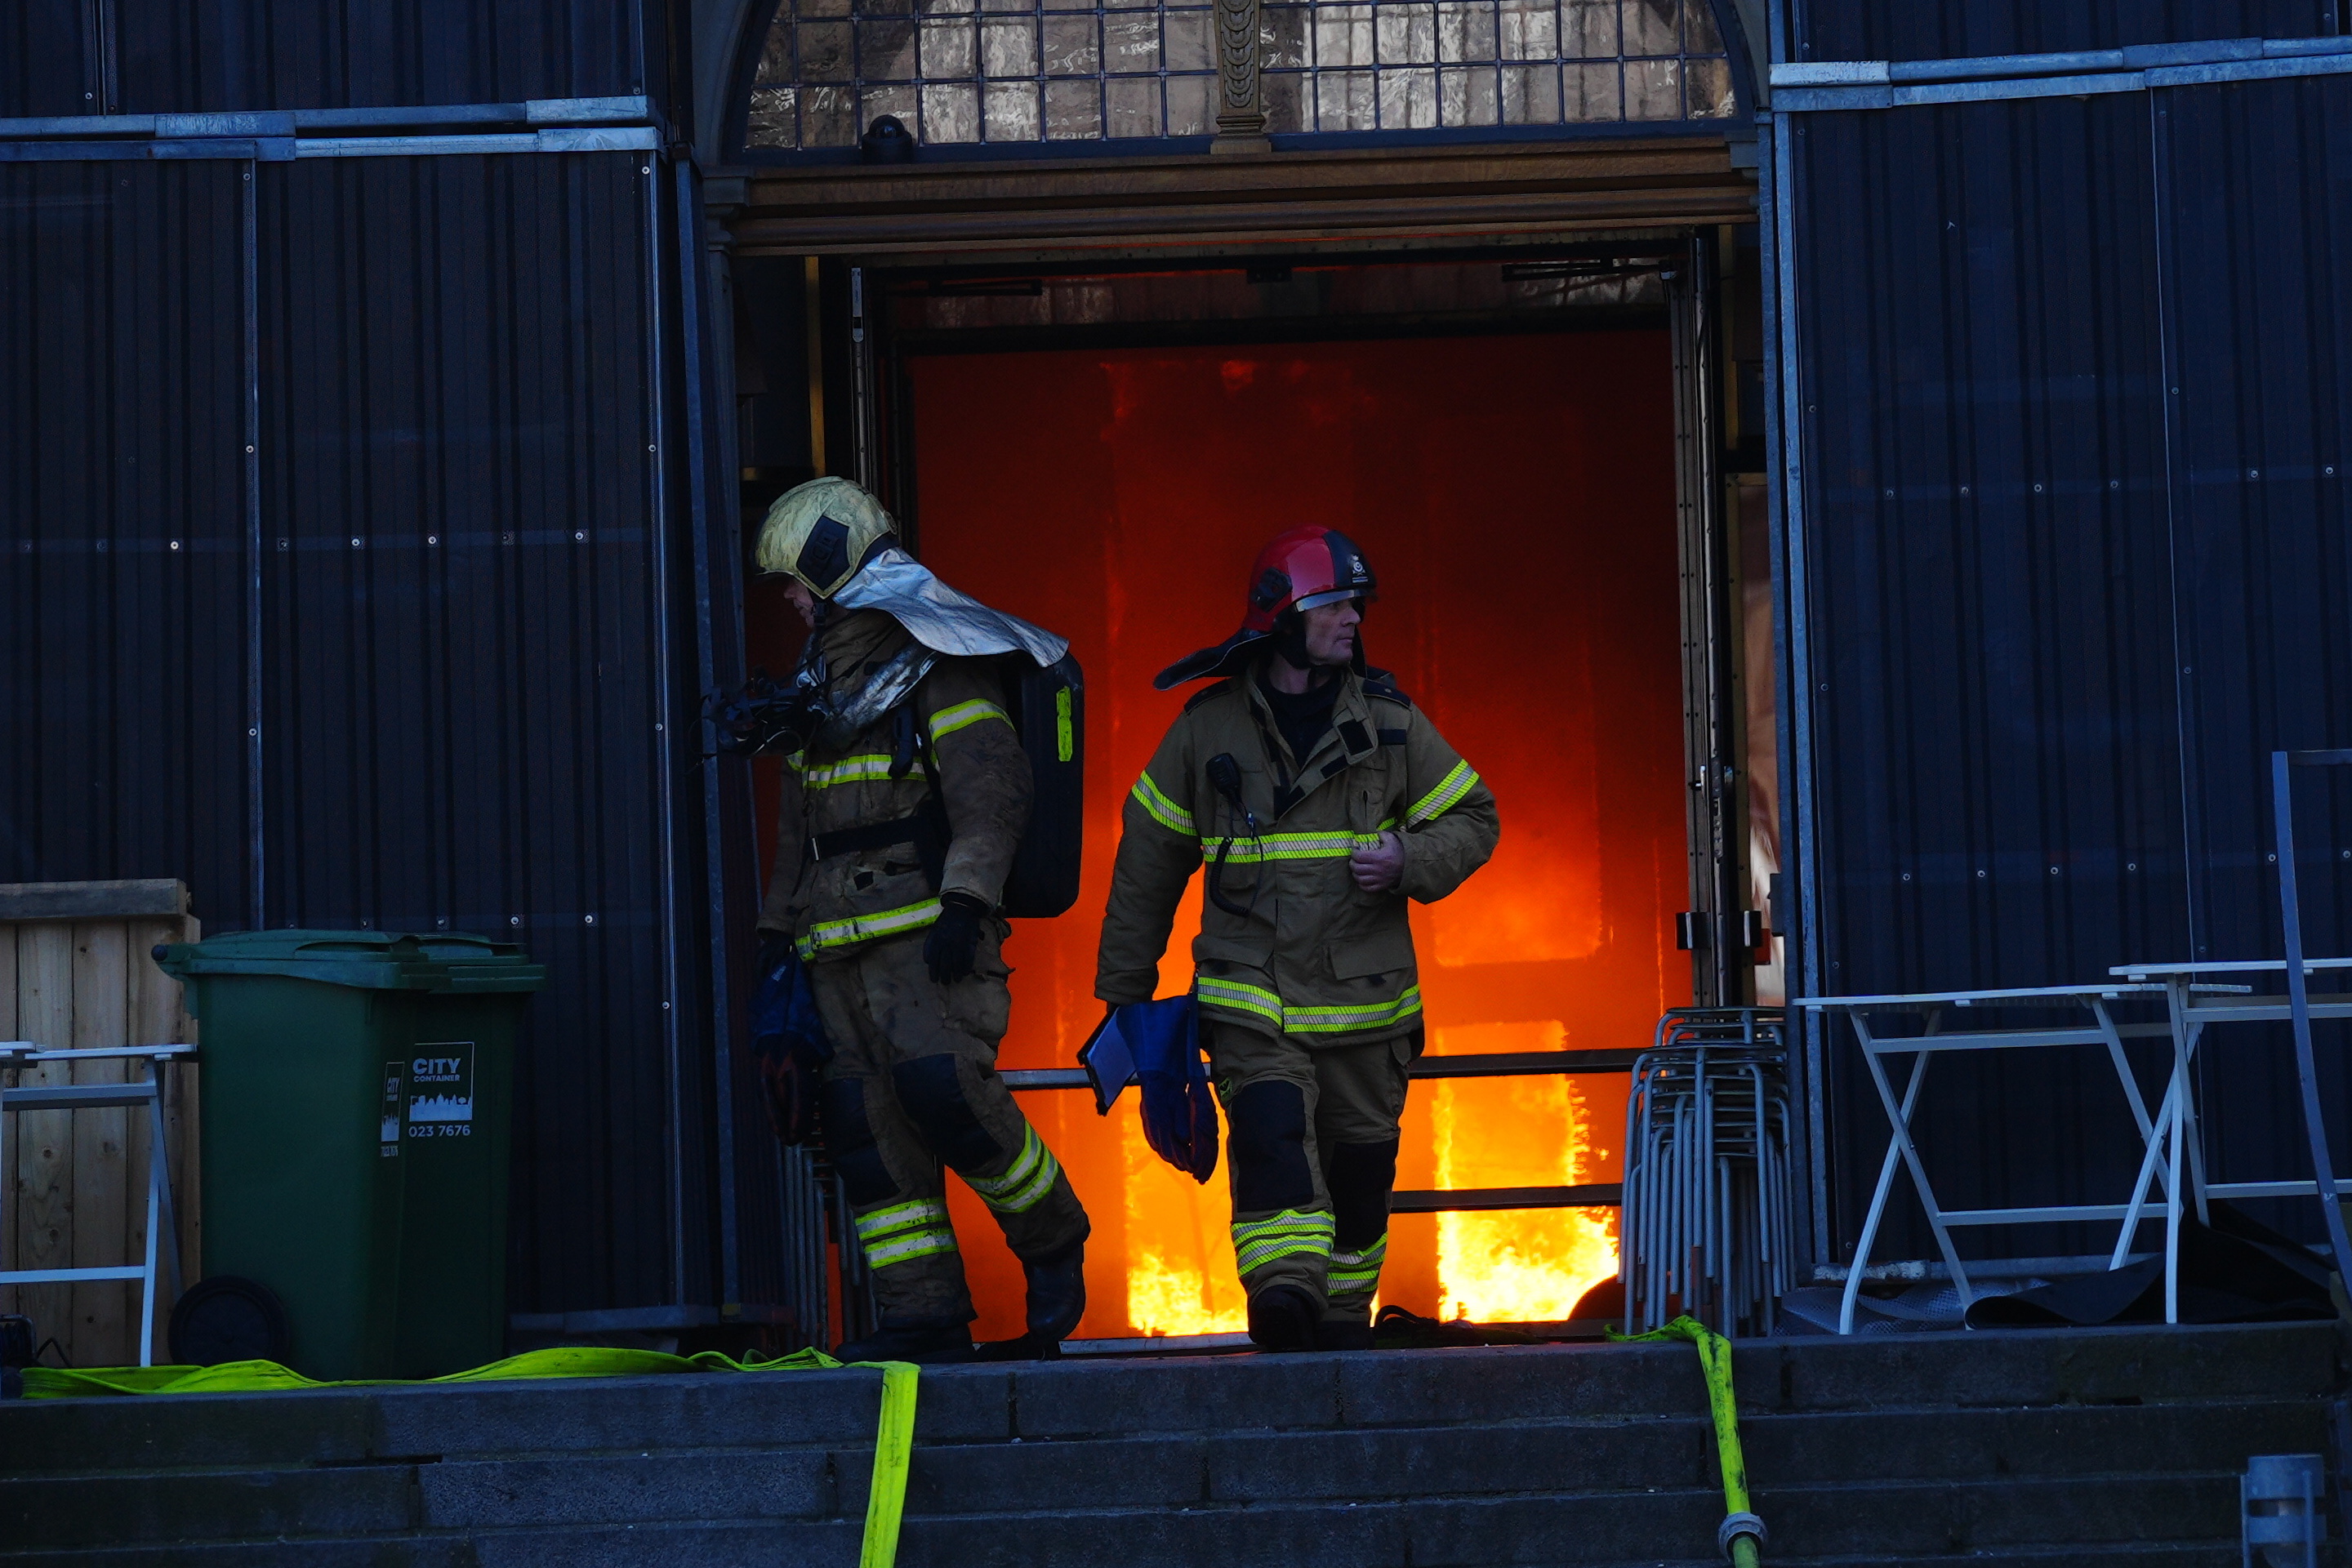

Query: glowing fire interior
905 330 1687 1336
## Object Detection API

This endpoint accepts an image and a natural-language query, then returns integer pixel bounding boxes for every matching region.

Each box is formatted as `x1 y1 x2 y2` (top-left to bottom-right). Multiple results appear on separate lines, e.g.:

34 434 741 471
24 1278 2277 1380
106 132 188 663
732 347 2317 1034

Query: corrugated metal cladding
0 161 251 915
0 148 764 1324
1790 82 2352 1261
1790 2 2331 64
0 0 644 118
252 154 693 1316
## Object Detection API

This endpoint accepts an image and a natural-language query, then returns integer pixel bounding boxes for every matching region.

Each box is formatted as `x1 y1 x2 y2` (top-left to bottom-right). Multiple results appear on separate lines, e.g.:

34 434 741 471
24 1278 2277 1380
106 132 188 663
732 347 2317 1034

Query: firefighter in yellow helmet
1096 528 1499 1351
753 475 1089 1363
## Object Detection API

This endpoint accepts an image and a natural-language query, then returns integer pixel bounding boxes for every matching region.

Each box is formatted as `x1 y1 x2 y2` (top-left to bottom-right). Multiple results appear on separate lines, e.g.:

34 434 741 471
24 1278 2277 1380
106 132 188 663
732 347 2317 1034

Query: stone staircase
1 1321 2342 1566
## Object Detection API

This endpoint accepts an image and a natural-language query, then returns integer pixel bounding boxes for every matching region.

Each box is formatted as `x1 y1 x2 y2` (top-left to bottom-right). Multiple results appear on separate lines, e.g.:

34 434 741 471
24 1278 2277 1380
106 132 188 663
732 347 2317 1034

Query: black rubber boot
1246 1284 1320 1352
973 1239 1088 1361
1025 1237 1087 1343
1318 1319 1375 1352
833 1320 975 1365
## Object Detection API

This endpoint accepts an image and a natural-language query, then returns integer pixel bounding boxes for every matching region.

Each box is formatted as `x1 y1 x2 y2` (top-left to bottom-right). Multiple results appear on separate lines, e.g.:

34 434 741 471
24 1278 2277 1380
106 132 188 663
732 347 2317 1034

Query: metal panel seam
2147 90 2200 970
675 155 743 1314
642 153 688 1308
1768 105 1829 1263
243 158 263 930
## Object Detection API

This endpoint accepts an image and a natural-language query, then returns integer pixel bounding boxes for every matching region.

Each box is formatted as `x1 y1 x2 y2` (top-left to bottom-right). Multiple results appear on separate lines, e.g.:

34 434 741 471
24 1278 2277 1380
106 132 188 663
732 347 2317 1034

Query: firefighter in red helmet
1096 527 1499 1350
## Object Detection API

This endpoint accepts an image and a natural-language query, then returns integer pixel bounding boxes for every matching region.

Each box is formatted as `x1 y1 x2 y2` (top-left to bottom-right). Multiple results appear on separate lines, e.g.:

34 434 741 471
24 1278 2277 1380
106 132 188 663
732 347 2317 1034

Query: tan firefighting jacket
1095 660 1499 1044
757 608 1031 961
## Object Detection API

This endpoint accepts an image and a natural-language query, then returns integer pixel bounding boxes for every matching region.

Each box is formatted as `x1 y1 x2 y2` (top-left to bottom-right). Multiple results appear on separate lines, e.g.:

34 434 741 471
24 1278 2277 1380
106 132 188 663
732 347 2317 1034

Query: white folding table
2107 956 2352 1315
0 1041 194 1365
1794 983 2239 1334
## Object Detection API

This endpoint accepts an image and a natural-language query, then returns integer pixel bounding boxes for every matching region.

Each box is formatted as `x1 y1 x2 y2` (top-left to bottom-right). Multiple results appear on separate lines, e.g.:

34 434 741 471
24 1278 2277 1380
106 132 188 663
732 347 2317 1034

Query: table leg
2112 1071 2179 1270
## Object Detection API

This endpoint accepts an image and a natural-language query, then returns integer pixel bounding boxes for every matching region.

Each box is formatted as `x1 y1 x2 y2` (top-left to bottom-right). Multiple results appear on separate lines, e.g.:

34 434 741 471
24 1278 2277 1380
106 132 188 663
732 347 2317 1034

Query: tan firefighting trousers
809 923 1089 1326
1209 1020 1416 1330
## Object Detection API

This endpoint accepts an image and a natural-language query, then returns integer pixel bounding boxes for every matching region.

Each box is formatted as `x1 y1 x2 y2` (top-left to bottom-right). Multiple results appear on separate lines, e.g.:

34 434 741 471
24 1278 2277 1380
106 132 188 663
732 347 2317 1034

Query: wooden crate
0 880 201 1367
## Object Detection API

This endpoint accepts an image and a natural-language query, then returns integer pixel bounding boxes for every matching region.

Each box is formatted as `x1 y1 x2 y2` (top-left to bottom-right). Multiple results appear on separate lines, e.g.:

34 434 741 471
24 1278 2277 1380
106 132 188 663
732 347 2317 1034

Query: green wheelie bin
154 931 546 1379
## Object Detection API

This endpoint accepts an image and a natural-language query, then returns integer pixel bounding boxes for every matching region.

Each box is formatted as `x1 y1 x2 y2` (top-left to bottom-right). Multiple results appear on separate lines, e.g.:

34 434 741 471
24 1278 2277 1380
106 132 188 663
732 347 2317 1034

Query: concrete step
1 1323 2336 1564
0 1474 2273 1568
3 1320 2336 1478
4 1392 2324 1550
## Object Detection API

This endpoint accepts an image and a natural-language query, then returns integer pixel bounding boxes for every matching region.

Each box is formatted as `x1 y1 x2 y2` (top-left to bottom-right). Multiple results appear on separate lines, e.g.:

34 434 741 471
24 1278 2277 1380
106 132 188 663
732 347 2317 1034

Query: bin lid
154 930 547 995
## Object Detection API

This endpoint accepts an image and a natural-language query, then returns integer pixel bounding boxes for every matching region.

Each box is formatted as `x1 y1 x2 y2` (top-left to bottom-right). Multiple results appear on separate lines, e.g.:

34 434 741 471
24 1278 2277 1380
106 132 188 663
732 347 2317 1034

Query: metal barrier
1002 1047 1636 1216
1619 1008 1792 1337
800 1041 1642 1349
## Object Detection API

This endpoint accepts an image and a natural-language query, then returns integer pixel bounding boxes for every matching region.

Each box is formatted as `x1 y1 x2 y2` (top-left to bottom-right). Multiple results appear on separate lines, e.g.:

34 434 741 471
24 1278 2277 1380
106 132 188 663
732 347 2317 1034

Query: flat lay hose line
20 1346 920 1568
1610 1314 1767 1566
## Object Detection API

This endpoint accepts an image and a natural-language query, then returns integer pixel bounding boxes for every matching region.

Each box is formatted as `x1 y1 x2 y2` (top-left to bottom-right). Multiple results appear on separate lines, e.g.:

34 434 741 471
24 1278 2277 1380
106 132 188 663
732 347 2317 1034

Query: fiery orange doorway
911 331 1690 1340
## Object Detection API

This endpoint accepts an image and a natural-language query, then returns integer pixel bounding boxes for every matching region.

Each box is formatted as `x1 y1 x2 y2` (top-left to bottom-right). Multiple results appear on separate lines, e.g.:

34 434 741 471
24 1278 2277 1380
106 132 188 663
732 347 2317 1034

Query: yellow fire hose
1610 1315 1767 1566
19 1347 920 1568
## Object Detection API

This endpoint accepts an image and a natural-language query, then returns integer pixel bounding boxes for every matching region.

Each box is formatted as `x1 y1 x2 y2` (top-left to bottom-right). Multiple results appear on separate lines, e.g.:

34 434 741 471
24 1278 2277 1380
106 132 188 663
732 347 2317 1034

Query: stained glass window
741 0 1733 152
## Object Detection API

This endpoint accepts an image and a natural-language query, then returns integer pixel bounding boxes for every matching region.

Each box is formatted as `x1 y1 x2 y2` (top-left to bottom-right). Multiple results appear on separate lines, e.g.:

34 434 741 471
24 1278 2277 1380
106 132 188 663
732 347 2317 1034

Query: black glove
755 929 793 980
924 892 989 985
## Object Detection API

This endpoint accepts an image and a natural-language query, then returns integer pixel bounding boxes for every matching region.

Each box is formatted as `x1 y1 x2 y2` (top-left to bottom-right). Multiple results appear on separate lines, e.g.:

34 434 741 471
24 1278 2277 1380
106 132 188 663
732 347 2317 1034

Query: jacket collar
1243 660 1379 821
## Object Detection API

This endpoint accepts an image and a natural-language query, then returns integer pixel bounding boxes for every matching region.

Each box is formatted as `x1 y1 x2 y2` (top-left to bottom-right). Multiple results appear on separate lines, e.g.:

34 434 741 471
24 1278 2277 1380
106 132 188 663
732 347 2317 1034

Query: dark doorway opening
736 244 1764 1341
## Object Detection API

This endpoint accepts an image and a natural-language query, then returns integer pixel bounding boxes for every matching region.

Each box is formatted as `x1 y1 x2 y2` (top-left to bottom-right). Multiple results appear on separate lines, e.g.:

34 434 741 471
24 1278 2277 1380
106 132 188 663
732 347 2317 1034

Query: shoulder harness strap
1361 670 1412 745
1183 676 1236 715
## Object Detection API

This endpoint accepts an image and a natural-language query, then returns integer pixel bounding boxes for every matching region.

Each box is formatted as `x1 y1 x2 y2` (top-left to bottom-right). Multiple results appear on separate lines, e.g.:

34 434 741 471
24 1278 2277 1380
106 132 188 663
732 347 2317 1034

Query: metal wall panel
0 160 251 923
0 3 91 118
103 0 643 114
1791 78 2352 1261
2158 77 2352 1207
251 151 703 1316
1791 96 2191 1259
1790 1 2332 65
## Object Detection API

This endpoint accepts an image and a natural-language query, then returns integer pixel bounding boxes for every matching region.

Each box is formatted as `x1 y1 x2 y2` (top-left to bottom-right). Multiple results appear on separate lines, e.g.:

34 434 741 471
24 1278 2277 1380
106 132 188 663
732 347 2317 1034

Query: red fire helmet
1155 527 1379 688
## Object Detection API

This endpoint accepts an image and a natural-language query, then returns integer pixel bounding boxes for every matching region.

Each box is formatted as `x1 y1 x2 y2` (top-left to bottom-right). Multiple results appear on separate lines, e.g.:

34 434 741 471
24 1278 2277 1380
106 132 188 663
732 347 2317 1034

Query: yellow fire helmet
754 475 898 599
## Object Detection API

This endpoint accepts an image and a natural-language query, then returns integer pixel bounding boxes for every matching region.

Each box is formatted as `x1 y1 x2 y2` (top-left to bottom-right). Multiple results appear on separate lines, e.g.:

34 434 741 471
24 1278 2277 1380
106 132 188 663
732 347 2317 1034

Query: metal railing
1004 1045 1636 1214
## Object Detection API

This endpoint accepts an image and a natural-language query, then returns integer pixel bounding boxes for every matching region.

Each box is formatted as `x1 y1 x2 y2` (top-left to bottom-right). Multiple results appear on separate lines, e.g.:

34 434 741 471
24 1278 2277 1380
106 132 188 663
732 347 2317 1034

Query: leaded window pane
743 0 1733 150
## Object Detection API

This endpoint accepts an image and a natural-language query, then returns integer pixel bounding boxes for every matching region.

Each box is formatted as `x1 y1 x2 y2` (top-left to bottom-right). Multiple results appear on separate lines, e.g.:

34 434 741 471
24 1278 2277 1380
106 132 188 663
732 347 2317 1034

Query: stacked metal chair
1620 1008 1793 1337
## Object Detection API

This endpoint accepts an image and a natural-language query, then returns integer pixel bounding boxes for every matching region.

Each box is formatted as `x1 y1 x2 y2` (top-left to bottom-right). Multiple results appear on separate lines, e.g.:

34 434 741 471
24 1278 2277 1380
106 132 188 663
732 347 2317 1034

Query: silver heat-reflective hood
833 546 1070 669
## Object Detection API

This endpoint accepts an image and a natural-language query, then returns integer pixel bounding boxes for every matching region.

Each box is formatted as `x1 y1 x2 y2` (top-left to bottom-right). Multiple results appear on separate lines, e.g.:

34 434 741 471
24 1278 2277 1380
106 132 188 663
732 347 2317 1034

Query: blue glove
749 938 830 1145
1120 997 1218 1185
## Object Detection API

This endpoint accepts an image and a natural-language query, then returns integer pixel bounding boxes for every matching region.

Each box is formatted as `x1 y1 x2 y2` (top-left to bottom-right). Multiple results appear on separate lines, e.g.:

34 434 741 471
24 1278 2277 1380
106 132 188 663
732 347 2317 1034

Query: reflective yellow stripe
1197 978 1422 1036
855 1197 949 1241
798 898 943 958
1284 985 1423 1035
1196 976 1284 1026
1232 1209 1334 1275
803 753 896 790
865 1227 960 1268
965 1125 1061 1214
1200 819 1396 863
1328 1231 1388 1295
928 698 1011 743
1129 772 1196 835
855 1196 960 1268
1406 760 1478 825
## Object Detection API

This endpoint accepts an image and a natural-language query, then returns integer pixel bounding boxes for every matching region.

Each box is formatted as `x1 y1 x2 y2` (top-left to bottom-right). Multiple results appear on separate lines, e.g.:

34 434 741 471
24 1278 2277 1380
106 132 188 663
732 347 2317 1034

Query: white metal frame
1793 984 2238 1334
0 1042 194 1366
2111 956 2352 1318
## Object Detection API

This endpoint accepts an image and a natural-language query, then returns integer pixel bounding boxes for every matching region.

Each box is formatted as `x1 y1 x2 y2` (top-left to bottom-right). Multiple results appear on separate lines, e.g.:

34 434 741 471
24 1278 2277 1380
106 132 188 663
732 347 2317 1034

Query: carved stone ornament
1211 0 1271 153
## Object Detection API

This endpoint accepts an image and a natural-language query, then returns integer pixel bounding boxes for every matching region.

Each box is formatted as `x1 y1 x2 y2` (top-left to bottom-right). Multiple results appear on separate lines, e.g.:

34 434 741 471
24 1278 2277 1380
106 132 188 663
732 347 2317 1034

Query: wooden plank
128 915 194 1361
0 881 187 923
0 927 16 1318
16 924 76 1354
167 916 200 1295
70 922 131 1367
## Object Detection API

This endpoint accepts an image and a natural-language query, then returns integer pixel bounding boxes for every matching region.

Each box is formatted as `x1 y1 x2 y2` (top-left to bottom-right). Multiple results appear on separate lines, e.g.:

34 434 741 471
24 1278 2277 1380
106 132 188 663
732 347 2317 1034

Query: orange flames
1106 1017 1625 1338
907 331 1686 1341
